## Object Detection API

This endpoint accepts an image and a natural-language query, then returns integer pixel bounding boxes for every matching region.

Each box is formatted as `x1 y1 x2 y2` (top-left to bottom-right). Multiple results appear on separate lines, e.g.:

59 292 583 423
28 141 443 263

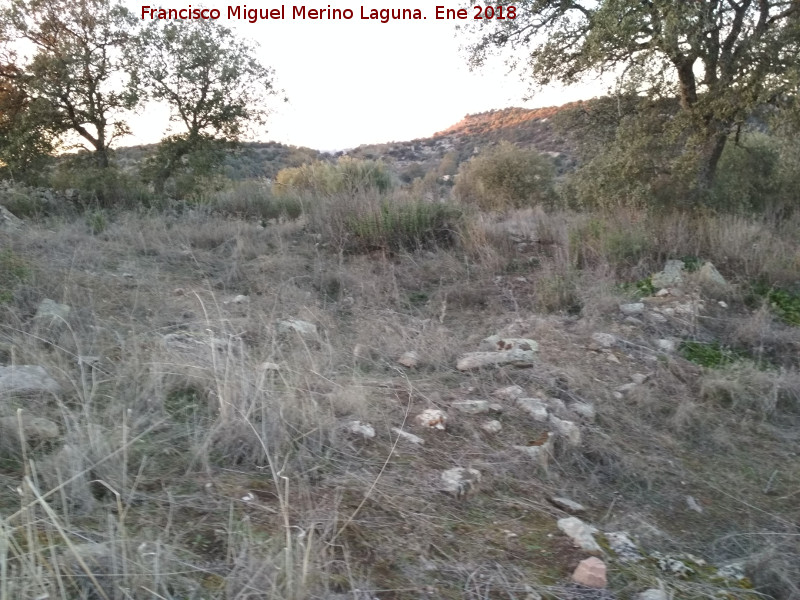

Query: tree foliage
132 20 278 194
468 0 800 192
1 0 138 168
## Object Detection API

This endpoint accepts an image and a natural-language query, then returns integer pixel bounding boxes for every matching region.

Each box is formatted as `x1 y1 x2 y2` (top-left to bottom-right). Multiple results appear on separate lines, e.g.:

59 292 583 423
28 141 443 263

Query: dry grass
1 203 799 599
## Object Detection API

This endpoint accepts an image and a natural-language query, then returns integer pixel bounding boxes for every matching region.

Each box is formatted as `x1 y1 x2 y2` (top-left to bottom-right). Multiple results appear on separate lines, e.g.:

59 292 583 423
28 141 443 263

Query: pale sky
122 2 605 150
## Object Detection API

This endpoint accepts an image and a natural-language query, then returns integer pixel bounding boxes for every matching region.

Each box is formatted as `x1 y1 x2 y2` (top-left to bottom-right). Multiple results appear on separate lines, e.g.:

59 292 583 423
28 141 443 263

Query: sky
122 1 606 150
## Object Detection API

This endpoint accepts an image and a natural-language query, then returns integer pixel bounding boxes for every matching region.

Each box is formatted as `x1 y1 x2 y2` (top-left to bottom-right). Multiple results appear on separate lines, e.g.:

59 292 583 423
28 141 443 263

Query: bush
0 248 29 304
209 179 302 221
453 141 555 210
50 156 154 209
306 191 461 253
275 157 393 198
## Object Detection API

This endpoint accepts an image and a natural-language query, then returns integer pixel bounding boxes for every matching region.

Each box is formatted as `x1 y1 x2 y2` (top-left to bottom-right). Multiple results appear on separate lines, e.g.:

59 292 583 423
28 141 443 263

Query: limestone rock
0 204 23 231
276 319 317 338
549 496 586 514
481 419 502 434
605 531 644 563
456 348 536 370
651 259 685 289
619 302 645 315
571 556 607 588
549 415 581 446
452 400 491 414
344 420 375 439
0 365 60 395
33 299 71 323
398 351 420 368
492 385 525 400
414 408 447 430
631 373 649 385
636 589 668 600
517 397 549 422
698 261 726 286
569 401 596 421
480 335 538 352
557 517 601 553
391 427 424 445
513 433 553 469
440 467 481 497
591 333 617 348
656 338 677 352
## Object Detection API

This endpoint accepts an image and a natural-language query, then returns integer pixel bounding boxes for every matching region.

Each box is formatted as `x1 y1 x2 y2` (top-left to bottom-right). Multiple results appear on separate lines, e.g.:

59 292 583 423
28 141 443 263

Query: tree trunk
695 131 728 193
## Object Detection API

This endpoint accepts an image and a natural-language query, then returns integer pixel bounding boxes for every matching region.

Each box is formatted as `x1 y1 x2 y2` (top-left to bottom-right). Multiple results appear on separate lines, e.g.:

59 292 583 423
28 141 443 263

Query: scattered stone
0 365 61 395
651 259 685 289
612 392 624 400
452 400 491 414
121 272 134 279
480 419 502 433
636 590 668 600
0 414 60 450
631 373 649 385
480 335 538 352
398 350 420 368
546 397 567 415
651 552 694 577
276 319 318 338
557 517 602 553
686 495 704 513
673 300 703 316
456 348 536 370
571 557 607 588
591 333 617 348
488 403 504 413
606 353 621 364
233 294 249 304
718 300 728 308
440 467 481 497
624 316 644 326
617 382 638 394
391 427 424 445
698 261 726 286
344 420 375 439
33 299 71 323
517 397 549 422
656 338 677 352
414 409 447 430
655 288 672 297
619 302 645 315
716 561 747 582
549 415 581 446
605 531 644 563
569 402 596 421
647 312 668 324
492 385 525 400
513 433 553 469
549 496 586 514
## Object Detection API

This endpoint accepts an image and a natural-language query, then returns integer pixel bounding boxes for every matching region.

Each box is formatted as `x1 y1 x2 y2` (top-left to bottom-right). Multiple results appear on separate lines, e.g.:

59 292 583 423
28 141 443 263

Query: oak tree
467 0 800 191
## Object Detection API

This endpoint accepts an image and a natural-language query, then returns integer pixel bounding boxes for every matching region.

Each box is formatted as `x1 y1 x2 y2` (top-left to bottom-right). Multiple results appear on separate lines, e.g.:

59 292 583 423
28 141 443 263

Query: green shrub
210 179 302 221
679 341 746 368
753 285 800 326
50 157 154 208
275 157 393 198
453 141 555 210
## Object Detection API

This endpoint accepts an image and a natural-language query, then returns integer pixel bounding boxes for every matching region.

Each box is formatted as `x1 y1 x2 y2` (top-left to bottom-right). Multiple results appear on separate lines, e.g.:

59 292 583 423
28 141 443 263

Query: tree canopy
468 0 800 191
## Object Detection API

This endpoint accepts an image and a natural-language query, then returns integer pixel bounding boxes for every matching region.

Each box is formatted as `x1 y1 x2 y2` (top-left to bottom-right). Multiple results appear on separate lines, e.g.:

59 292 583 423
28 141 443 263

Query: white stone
517 397 549 422
345 420 375 439
620 303 645 315
549 496 586 514
481 419 502 433
570 402 596 420
605 531 644 563
398 351 420 368
557 517 601 553
698 261 727 286
233 294 249 304
636 590 668 600
456 348 536 370
414 409 447 430
591 332 616 348
549 415 581 446
617 382 638 394
656 338 677 352
718 300 728 308
652 259 685 289
440 467 481 497
686 495 703 513
0 365 61 395
452 400 491 414
631 373 649 385
513 436 553 469
480 335 538 352
391 427 424 445
276 319 317 338
492 385 525 400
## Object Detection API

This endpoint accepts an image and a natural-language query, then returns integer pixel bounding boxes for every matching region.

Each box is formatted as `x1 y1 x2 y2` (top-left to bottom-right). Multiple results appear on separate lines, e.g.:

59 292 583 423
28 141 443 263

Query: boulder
549 415 581 446
557 517 601 553
572 557 607 588
440 467 481 497
569 401 596 421
0 204 22 231
698 261 726 286
619 302 645 315
549 496 586 514
0 365 61 395
513 433 553 469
